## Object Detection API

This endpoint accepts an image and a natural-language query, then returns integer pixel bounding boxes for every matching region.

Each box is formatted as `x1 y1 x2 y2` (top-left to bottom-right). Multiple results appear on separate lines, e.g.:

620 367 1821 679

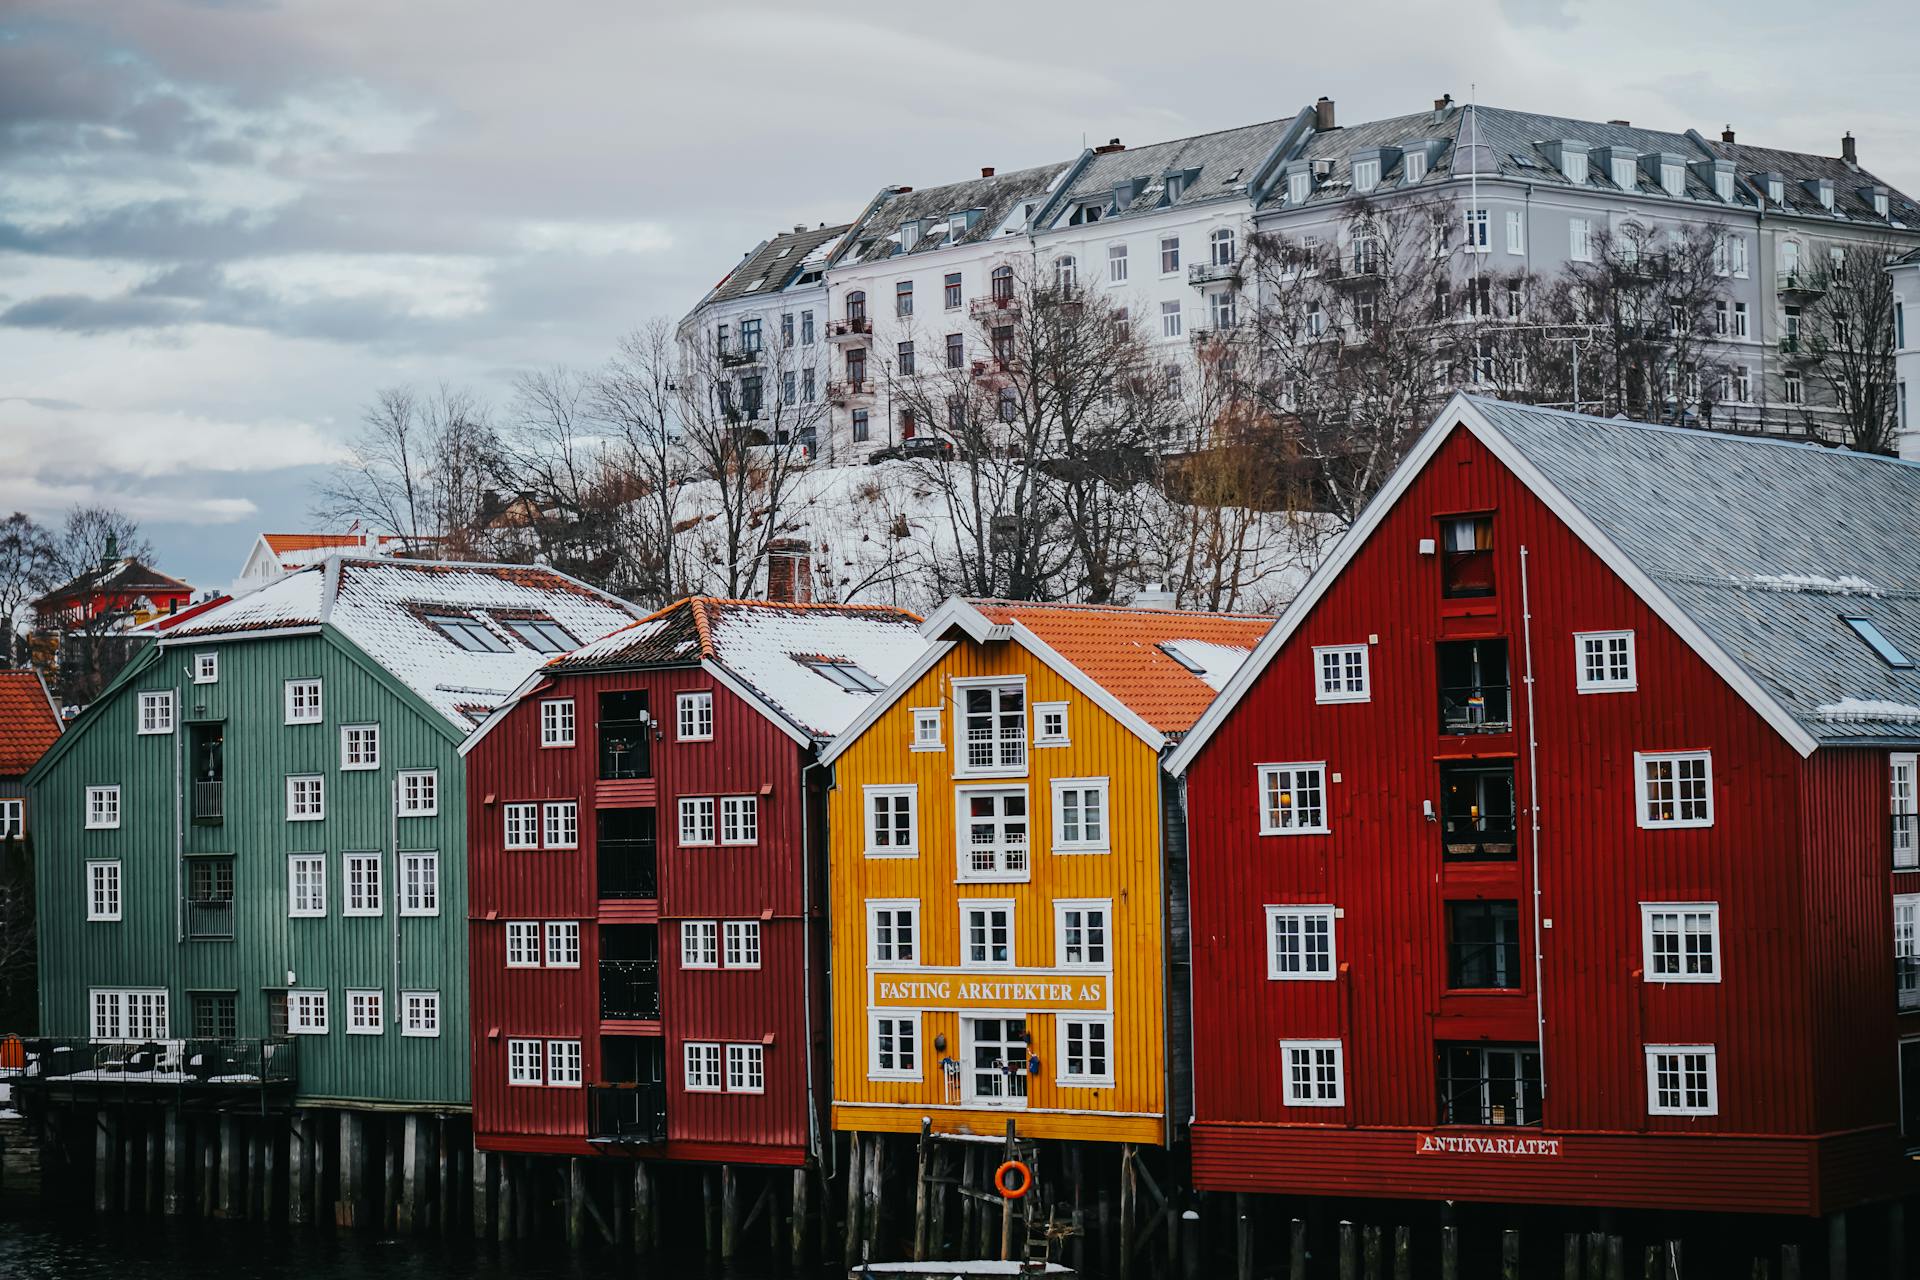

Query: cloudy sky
3 0 1915 592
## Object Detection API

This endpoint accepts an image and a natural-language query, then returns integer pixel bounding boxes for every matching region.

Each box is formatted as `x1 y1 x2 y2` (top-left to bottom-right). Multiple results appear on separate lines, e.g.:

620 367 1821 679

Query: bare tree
593 321 695 607
1789 241 1903 452
32 506 161 704
315 384 501 558
0 512 59 665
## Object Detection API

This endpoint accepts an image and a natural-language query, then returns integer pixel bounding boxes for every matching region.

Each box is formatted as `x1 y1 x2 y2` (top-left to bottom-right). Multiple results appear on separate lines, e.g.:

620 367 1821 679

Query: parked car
867 436 955 465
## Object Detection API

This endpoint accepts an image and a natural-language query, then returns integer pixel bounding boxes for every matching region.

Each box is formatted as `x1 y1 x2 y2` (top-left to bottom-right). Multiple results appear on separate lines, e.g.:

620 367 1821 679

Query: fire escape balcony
827 317 873 343
1187 260 1242 287
587 1082 668 1145
970 294 1021 320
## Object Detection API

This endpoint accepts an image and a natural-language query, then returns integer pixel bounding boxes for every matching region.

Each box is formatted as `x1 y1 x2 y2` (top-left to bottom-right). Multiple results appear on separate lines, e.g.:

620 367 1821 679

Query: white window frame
868 1011 923 1081
684 1041 723 1092
544 921 581 968
340 723 380 770
401 990 441 1038
1054 899 1111 970
504 802 539 849
344 852 383 917
1160 300 1183 339
1257 763 1329 835
681 920 719 969
954 785 1030 882
867 899 920 965
0 797 21 840
1266 904 1338 981
952 676 1028 778
86 785 121 830
1463 207 1489 253
1570 217 1594 263
540 699 576 748
1894 754 1919 870
288 854 327 918
284 678 323 725
506 921 541 968
1033 702 1070 747
679 797 716 847
547 1039 583 1088
910 707 943 751
1504 210 1524 255
1280 1039 1345 1107
1159 236 1180 274
398 769 438 816
193 652 218 684
508 1037 543 1086
724 920 762 969
1350 158 1380 194
677 691 714 742
1575 630 1637 694
542 801 579 849
1895 894 1920 1010
961 900 1016 969
289 990 329 1036
1056 1015 1115 1086
91 988 170 1041
137 690 175 736
1313 645 1370 703
1107 242 1129 284
1636 751 1714 829
864 784 918 857
1644 1044 1718 1116
1640 902 1721 984
347 988 385 1036
1050 777 1111 854
726 1043 766 1094
86 860 121 921
719 795 758 846
286 774 325 822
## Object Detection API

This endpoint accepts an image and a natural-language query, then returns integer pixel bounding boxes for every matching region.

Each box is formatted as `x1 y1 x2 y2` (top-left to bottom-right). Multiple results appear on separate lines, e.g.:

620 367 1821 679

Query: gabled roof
0 669 62 776
257 532 408 568
820 597 1271 767
156 557 642 729
34 557 192 609
1170 394 1920 773
833 161 1073 267
704 223 850 306
547 597 929 743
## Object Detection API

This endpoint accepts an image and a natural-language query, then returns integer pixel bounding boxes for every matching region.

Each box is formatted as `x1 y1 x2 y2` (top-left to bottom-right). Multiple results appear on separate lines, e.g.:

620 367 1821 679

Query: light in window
1259 763 1327 834
1637 752 1712 828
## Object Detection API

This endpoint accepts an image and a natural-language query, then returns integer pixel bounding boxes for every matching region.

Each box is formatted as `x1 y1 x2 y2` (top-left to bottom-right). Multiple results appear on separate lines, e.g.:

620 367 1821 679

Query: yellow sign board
870 969 1111 1013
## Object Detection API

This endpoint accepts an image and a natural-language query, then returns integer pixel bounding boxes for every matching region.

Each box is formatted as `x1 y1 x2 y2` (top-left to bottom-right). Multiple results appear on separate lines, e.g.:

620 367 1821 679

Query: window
86 860 121 921
1051 778 1109 853
958 788 1029 880
1440 516 1494 597
963 1016 1029 1105
1056 901 1109 968
1281 1040 1344 1107
347 989 384 1035
897 340 915 376
1351 158 1379 193
191 992 236 1040
1055 256 1077 291
682 920 719 968
401 851 438 916
1897 895 1920 1008
719 796 758 845
1461 208 1489 253
285 678 322 724
802 368 816 403
1437 1043 1541 1125
679 797 716 846
1058 1017 1114 1085
90 989 169 1041
286 774 324 821
138 691 174 735
911 708 942 751
1645 1046 1718 1116
506 921 541 967
504 803 539 849
944 272 962 308
1784 367 1804 406
504 617 577 653
0 798 20 840
869 900 920 965
1893 755 1918 871
548 1040 583 1088
1314 645 1369 702
1637 751 1713 828
956 680 1026 774
1504 210 1524 255
289 990 328 1035
684 1042 723 1091
870 1013 921 1079
800 658 887 693
1209 290 1238 330
508 1038 543 1085
425 612 509 653
193 652 218 684
543 801 579 849
289 854 326 917
1288 171 1312 205
865 785 917 856
1609 156 1636 191
1210 227 1237 266
340 723 379 770
1575 630 1636 692
1160 237 1180 274
1160 300 1183 339
726 1043 765 1093
1569 218 1594 263
398 769 437 816
1103 242 1129 285
1258 763 1327 834
1267 905 1336 979
1447 900 1522 989
86 785 120 830
345 852 382 916
1845 617 1912 668
544 920 580 968
963 902 1014 967
1642 903 1720 983
801 310 815 344
780 312 794 347
895 279 913 317
540 699 575 747
723 920 761 968
1729 234 1749 278
942 332 966 370
1034 702 1068 746
674 691 714 742
401 990 440 1037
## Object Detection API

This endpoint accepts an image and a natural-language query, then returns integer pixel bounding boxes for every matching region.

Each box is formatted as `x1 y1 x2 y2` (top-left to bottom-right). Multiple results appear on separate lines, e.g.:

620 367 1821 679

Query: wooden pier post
93 1107 118 1214
163 1107 187 1216
792 1165 810 1269
845 1131 864 1269
382 1116 401 1232
703 1165 718 1256
999 1122 1016 1263
1394 1224 1412 1280
1780 1242 1801 1280
961 1145 980 1261
495 1154 514 1243
145 1114 162 1215
931 1147 952 1262
1338 1220 1357 1280
437 1120 455 1236
1501 1228 1521 1280
1363 1222 1383 1279
470 1146 494 1240
1118 1144 1137 1280
1827 1212 1847 1280
1290 1218 1308 1280
633 1160 655 1251
721 1163 739 1262
868 1132 887 1263
1235 1193 1253 1280
398 1114 424 1233
1565 1232 1583 1280
262 1118 280 1222
1441 1224 1459 1280
1606 1234 1625 1280
913 1119 931 1261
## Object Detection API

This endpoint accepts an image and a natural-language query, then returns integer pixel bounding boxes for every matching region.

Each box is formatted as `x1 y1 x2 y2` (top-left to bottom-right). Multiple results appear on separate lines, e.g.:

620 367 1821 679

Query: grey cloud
0 291 192 332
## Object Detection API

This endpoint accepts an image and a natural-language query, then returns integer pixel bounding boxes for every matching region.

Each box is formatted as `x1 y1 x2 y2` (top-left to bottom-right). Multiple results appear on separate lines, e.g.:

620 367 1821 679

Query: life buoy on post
994 1159 1032 1199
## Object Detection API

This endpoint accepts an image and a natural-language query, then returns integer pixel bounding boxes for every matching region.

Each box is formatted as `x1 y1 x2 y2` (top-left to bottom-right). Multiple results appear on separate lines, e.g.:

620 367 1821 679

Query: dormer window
1404 150 1428 184
1288 171 1312 205
1561 151 1588 184
1714 172 1734 203
1659 162 1685 198
1164 173 1186 201
949 214 968 243
1070 202 1104 226
1767 176 1785 204
1874 190 1891 218
1813 181 1835 211
1351 159 1380 194
1611 157 1637 191
901 222 921 251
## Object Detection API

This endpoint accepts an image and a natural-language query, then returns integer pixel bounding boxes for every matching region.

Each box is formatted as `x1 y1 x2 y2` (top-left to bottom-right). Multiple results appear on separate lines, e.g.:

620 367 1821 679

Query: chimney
794 223 806 233
100 533 119 573
1315 97 1336 131
1842 132 1857 164
1093 138 1125 154
764 538 813 604
1434 93 1453 112
1608 119 1631 127
980 166 995 178
1721 126 1736 144
1132 582 1176 611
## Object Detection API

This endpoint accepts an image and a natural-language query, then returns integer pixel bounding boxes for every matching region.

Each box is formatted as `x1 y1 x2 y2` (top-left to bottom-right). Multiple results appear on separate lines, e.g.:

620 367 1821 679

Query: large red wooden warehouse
1169 394 1920 1222
460 597 926 1182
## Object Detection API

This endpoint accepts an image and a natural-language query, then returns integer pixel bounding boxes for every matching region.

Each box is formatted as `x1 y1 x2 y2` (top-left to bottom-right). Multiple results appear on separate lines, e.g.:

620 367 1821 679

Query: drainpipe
802 756 826 1171
1519 547 1548 1098
175 669 185 944
391 773 401 1010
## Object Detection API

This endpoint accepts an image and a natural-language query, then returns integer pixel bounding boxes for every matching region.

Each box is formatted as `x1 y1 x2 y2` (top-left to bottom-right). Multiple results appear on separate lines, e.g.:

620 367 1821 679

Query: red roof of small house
0 669 62 775
33 557 193 612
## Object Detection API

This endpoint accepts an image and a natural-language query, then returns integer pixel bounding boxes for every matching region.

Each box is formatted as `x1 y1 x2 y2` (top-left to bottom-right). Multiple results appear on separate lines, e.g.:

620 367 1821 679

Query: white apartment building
1894 249 1919 460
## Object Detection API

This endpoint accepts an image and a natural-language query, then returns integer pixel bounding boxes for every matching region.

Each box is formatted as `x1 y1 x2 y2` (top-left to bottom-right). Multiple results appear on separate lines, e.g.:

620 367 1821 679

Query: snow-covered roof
159 557 641 729
552 597 929 741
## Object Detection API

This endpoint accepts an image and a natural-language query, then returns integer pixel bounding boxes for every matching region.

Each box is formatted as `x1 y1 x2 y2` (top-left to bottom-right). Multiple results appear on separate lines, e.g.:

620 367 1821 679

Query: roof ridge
969 597 1274 620
689 598 716 660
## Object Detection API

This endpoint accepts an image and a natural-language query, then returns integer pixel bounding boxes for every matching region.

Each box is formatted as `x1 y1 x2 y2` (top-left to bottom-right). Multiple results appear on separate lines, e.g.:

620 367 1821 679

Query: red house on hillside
460 597 927 1182
1168 395 1920 1227
30 542 194 632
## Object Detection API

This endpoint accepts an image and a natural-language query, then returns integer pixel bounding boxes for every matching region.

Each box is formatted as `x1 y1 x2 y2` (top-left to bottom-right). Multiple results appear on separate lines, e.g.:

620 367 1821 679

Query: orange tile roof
0 669 62 776
967 600 1274 735
262 533 381 553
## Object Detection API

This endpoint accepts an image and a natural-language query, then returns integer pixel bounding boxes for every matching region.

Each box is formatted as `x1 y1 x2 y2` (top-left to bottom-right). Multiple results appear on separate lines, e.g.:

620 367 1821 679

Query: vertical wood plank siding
1182 420 1906 1214
828 640 1168 1144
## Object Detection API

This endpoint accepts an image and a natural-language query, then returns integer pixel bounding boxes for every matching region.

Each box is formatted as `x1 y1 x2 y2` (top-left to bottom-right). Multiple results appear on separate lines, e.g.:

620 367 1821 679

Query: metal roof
834 162 1072 267
1040 115 1306 227
704 223 850 306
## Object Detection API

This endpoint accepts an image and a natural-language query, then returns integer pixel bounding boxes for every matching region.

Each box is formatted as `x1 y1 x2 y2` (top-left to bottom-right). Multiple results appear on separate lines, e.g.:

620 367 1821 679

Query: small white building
232 531 402 594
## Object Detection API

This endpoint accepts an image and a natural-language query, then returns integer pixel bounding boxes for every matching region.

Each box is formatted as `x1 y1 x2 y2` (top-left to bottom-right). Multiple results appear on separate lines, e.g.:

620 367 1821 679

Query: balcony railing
16 1037 296 1097
598 839 658 900
1188 259 1241 286
969 294 1020 320
1895 814 1919 871
186 897 234 940
1439 683 1512 734
719 347 761 368
1442 812 1519 860
827 379 872 404
1447 937 1523 990
598 727 651 781
1776 270 1826 298
601 960 662 1021
828 317 872 341
1899 956 1920 1011
588 1083 668 1145
190 780 223 823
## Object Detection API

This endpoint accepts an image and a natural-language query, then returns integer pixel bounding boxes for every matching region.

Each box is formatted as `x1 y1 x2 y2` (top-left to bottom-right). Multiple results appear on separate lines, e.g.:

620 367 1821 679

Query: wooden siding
31 632 471 1107
1180 420 1907 1213
828 639 1168 1145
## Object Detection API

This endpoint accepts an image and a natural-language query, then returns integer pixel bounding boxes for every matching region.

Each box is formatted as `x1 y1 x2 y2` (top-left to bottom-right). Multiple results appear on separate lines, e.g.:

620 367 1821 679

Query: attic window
504 617 579 653
1351 159 1380 193
1157 643 1206 676
1766 176 1784 204
1404 150 1428 184
1714 172 1735 203
799 657 887 693
1660 162 1685 198
1070 203 1105 226
1844 617 1913 669
1225 168 1243 184
746 276 768 292
426 613 510 653
1509 153 1540 170
1288 171 1312 205
1611 157 1637 191
1165 174 1186 201
774 247 792 259
1562 151 1589 184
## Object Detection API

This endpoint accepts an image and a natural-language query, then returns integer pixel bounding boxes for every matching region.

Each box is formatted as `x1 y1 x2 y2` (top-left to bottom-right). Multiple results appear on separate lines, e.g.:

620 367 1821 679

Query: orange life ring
994 1159 1032 1199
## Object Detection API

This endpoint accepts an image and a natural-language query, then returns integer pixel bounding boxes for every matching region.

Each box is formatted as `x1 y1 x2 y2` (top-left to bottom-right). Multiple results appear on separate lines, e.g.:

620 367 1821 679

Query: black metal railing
1435 1045 1542 1127
1442 810 1519 860
1893 814 1919 871
600 960 661 1021
191 780 223 823
1439 683 1512 734
598 727 651 780
597 839 658 899
1899 956 1920 1012
587 1083 668 1144
15 1036 296 1095
1447 937 1523 990
186 897 234 940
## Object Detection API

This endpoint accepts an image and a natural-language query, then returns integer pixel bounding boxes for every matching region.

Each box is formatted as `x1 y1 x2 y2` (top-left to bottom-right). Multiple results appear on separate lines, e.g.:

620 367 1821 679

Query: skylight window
1844 617 1913 669
1157 643 1207 676
800 658 887 693
426 613 510 653
504 617 579 653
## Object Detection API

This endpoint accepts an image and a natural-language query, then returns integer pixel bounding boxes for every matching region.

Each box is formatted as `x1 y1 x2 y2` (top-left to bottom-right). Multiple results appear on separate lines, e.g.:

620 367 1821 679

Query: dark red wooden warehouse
1168 395 1920 1225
